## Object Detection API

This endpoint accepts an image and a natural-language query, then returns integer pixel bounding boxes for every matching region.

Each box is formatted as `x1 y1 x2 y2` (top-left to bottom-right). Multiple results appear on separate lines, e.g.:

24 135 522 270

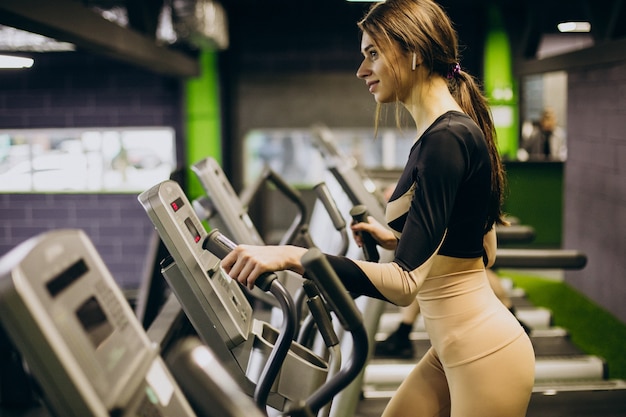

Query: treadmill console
138 180 253 349
0 229 196 417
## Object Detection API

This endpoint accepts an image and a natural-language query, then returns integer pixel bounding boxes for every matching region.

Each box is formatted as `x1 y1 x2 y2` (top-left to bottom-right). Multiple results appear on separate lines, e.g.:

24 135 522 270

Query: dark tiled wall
564 60 626 323
0 52 184 290
0 52 184 132
0 193 156 290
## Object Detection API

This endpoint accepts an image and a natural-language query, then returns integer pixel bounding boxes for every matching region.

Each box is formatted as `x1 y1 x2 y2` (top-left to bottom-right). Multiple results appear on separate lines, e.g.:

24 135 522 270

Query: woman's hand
350 215 398 251
220 244 307 290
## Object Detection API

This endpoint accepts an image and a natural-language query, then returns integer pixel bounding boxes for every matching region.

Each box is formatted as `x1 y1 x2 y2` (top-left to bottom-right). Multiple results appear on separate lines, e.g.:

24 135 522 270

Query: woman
221 0 535 415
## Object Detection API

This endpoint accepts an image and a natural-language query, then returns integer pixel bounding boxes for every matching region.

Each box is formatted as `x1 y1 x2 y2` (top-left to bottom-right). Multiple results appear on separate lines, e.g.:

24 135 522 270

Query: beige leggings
382 333 535 417
397 269 512 325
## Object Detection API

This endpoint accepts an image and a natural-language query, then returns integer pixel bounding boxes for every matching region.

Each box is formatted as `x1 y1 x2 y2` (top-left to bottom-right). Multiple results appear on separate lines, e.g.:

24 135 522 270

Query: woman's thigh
382 348 451 417
382 335 534 417
447 334 535 417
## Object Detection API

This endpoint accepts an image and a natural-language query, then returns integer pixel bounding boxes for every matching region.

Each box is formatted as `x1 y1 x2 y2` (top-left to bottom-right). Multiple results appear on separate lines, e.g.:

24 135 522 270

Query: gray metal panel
192 157 265 246
0 229 195 417
138 180 253 348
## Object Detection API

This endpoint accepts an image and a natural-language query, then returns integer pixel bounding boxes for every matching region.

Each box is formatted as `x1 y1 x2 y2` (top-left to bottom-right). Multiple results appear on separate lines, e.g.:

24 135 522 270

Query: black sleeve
317 254 388 301
394 130 468 271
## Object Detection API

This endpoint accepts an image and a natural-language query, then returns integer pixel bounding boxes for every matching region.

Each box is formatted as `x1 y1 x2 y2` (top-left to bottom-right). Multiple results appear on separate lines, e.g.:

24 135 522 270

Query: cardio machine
190 156 349 342
0 229 196 417
139 179 366 415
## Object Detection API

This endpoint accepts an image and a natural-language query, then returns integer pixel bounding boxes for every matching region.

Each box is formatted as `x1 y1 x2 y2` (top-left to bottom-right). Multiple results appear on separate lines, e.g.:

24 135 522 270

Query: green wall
483 5 518 159
185 51 222 200
503 161 563 247
482 5 564 246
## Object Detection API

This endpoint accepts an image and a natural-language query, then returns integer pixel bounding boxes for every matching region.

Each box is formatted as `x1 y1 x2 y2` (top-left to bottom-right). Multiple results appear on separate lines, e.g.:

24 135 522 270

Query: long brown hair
358 0 507 230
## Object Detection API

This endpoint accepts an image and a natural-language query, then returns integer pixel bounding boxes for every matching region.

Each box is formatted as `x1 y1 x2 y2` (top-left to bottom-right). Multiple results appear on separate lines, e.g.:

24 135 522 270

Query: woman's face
357 32 399 104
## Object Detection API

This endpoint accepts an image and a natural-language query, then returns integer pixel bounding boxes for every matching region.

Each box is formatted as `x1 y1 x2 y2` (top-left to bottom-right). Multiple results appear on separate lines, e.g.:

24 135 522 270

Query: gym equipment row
0 219 369 417
136 134 620 416
0 159 372 416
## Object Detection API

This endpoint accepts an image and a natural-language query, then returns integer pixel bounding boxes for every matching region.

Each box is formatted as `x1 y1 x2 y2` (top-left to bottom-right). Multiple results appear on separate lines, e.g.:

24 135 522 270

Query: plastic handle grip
349 205 380 262
202 229 276 291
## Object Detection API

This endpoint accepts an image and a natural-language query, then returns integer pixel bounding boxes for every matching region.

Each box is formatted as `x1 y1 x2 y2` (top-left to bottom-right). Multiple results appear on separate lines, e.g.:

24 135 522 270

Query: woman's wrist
380 232 398 250
285 245 308 275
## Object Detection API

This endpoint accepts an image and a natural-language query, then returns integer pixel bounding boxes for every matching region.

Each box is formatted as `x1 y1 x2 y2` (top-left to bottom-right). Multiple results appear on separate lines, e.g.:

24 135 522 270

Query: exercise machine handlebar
301 280 340 349
493 249 587 270
349 205 380 262
203 229 297 411
203 229 277 291
296 247 369 415
313 182 349 256
496 224 536 245
239 165 308 247
314 182 347 232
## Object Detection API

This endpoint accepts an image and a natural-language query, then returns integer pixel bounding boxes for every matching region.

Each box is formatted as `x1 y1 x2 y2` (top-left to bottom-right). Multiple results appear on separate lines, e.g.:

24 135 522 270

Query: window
0 127 175 192
518 71 568 161
243 127 416 187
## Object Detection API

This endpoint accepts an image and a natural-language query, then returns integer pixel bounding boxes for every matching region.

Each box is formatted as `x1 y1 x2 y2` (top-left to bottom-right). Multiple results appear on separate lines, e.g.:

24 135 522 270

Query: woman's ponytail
451 71 508 231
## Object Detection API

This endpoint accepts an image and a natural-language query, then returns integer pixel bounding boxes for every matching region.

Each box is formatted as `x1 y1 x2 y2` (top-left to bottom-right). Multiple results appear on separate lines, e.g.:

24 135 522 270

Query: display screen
171 197 184 212
46 259 89 297
76 296 114 349
184 218 201 243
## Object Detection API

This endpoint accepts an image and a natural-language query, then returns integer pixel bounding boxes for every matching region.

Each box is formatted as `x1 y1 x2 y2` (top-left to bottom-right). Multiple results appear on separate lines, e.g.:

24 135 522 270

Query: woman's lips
367 81 378 93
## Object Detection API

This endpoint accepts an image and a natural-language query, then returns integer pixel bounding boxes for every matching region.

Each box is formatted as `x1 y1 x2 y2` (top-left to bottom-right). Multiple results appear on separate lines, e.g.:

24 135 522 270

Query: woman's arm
221 244 307 289
483 226 497 268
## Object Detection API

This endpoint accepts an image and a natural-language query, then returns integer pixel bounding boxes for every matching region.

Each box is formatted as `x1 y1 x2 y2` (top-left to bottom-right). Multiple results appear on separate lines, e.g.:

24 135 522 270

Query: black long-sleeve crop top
324 111 493 304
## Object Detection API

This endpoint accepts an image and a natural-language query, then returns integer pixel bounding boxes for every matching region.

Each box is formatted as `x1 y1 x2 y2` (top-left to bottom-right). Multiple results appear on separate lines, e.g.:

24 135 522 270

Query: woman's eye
369 50 378 60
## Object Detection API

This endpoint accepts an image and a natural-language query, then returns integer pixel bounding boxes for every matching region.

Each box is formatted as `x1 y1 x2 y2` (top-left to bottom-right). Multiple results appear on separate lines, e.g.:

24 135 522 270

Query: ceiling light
0 54 34 68
558 21 591 33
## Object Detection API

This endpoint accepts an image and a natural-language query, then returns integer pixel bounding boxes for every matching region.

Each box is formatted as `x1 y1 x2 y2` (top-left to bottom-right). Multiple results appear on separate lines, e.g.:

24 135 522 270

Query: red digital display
171 197 184 212
184 218 201 243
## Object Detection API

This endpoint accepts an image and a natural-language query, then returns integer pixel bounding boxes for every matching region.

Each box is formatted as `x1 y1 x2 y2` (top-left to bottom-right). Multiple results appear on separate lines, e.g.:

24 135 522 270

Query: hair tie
447 63 461 79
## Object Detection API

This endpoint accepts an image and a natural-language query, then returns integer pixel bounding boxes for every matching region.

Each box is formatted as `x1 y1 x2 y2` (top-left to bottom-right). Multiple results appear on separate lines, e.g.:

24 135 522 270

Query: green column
185 50 222 200
483 5 517 159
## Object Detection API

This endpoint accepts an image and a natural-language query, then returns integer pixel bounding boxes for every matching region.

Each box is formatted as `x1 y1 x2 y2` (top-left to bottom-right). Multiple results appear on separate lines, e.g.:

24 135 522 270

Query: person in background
519 107 567 161
219 0 535 415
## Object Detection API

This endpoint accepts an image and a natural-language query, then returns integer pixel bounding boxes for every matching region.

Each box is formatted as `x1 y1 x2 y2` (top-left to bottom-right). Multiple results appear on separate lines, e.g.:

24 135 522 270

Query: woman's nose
356 61 370 79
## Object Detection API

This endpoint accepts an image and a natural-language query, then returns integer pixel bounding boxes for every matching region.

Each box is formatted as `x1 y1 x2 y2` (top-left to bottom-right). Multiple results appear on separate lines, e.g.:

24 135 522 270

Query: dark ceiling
0 0 624 77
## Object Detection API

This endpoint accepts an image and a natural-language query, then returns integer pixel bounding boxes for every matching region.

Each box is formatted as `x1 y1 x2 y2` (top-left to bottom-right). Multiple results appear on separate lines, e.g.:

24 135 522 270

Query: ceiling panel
0 0 622 77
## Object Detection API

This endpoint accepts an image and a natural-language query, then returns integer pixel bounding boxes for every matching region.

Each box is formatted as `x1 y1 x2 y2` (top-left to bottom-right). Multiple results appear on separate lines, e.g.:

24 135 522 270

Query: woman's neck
403 75 462 137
